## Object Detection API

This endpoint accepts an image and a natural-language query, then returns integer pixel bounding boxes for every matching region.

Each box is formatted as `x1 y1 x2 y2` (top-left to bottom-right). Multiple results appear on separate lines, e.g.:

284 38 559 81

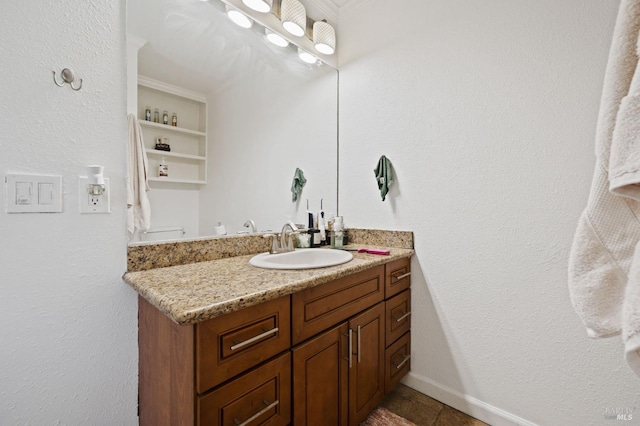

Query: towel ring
53 68 82 91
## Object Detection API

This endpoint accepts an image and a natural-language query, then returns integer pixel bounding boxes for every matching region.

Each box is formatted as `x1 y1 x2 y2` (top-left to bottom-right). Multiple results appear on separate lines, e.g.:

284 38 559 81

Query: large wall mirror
127 0 338 241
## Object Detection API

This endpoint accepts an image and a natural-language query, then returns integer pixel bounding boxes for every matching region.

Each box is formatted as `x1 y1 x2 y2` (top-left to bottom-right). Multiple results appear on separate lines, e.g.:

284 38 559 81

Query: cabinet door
292 323 349 426
348 302 385 426
197 352 291 426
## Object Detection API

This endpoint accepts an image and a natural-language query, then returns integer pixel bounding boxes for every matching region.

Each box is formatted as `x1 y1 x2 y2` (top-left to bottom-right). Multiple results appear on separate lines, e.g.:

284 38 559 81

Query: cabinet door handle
348 329 353 368
393 271 411 281
393 311 412 323
393 354 411 370
233 399 279 426
357 325 362 363
230 327 279 351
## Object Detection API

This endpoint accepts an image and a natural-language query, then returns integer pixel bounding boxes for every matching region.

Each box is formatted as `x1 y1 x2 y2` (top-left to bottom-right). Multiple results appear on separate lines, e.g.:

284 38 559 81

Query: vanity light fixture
265 28 289 47
313 20 335 55
226 5 253 28
281 0 306 37
242 0 272 13
297 47 317 64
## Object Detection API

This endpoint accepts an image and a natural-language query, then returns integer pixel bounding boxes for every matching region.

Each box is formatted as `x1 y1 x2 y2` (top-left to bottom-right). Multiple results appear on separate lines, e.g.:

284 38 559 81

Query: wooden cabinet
137 76 208 185
139 295 290 426
138 257 411 426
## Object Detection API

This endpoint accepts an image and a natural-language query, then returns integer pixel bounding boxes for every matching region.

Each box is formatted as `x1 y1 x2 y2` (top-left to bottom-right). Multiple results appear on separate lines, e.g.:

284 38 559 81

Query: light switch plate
5 174 63 213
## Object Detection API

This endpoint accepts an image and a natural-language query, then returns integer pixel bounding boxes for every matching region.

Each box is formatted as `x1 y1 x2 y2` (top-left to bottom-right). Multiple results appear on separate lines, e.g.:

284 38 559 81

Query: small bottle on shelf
162 110 169 125
144 106 151 121
159 158 169 177
153 108 160 123
171 112 177 127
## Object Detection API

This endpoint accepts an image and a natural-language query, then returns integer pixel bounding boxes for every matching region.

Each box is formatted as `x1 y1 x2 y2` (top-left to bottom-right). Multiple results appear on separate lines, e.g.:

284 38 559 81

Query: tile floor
380 384 489 426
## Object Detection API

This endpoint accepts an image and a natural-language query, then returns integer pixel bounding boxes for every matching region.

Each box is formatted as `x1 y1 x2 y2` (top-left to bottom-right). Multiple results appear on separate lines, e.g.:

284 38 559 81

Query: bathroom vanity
124 231 413 426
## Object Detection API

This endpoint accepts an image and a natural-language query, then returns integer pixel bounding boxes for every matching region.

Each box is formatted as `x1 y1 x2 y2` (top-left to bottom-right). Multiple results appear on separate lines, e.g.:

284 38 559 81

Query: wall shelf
145 148 206 161
137 75 207 184
148 177 207 185
139 120 206 137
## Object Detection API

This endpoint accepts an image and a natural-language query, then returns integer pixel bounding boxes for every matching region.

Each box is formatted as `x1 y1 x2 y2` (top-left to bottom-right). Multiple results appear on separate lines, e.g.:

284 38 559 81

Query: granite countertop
123 246 413 326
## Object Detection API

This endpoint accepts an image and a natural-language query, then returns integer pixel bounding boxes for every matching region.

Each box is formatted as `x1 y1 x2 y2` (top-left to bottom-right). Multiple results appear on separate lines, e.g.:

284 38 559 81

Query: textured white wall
339 0 640 424
201 69 338 235
0 1 137 424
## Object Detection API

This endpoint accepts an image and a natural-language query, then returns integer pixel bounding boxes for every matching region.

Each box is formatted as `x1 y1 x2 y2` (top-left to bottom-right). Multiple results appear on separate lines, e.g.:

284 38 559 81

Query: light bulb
313 21 336 55
281 0 306 37
226 6 253 29
298 48 317 64
242 0 272 13
265 29 289 47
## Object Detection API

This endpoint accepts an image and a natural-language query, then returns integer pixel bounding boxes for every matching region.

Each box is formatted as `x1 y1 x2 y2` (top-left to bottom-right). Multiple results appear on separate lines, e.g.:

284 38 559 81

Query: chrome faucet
280 221 298 251
263 221 299 254
243 219 257 234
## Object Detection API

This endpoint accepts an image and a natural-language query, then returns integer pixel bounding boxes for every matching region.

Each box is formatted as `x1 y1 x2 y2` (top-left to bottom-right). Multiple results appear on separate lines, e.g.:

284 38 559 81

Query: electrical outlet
79 177 110 214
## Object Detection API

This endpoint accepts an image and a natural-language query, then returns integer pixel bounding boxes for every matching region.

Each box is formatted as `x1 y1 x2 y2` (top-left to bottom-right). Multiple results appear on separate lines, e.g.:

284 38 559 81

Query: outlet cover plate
79 177 110 214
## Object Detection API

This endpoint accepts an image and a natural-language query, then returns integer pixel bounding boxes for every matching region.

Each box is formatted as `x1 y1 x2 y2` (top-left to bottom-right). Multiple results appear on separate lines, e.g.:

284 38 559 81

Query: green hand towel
374 155 394 201
291 168 307 202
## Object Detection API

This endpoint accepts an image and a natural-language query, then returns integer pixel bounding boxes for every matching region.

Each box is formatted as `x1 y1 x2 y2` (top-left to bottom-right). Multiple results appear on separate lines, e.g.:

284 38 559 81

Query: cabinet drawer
196 295 290 393
292 266 384 345
385 290 411 347
384 332 411 394
385 258 411 298
197 352 291 426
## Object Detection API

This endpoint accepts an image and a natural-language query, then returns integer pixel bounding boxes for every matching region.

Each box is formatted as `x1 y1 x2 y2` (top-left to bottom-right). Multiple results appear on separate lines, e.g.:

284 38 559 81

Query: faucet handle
286 231 300 250
262 233 279 253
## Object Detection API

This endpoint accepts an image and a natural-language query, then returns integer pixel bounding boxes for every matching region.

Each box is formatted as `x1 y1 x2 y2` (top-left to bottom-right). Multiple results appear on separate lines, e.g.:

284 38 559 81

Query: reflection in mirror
127 0 338 242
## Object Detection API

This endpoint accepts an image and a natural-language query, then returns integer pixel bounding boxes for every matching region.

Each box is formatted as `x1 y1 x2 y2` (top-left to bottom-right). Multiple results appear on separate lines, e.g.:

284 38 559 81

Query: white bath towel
568 0 640 376
126 113 151 238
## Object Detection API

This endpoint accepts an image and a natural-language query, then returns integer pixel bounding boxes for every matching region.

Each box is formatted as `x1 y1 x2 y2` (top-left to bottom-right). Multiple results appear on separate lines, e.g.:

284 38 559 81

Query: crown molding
338 0 376 18
304 0 339 25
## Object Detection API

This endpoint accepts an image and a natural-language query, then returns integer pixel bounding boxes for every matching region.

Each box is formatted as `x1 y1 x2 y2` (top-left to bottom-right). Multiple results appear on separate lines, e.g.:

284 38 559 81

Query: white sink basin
249 248 353 270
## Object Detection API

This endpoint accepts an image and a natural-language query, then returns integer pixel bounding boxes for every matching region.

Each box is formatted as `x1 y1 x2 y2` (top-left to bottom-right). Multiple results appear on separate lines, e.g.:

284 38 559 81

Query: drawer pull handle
233 399 279 426
393 271 411 281
393 311 412 323
393 354 411 370
230 327 279 351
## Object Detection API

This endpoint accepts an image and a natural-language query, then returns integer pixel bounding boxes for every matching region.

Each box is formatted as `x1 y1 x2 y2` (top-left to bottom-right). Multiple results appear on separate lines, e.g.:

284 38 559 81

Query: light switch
15 182 32 205
5 174 62 213
38 183 53 205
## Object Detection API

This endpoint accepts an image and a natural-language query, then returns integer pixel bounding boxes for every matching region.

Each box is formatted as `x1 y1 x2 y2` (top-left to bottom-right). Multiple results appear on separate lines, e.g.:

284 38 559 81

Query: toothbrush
307 199 314 229
318 198 326 244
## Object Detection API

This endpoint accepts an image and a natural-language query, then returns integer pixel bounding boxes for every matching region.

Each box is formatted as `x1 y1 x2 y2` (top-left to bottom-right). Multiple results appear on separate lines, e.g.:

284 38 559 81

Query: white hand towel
126 113 151 238
568 0 640 376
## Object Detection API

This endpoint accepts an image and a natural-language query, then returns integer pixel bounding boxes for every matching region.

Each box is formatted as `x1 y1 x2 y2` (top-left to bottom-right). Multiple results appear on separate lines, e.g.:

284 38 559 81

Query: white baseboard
401 372 538 426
